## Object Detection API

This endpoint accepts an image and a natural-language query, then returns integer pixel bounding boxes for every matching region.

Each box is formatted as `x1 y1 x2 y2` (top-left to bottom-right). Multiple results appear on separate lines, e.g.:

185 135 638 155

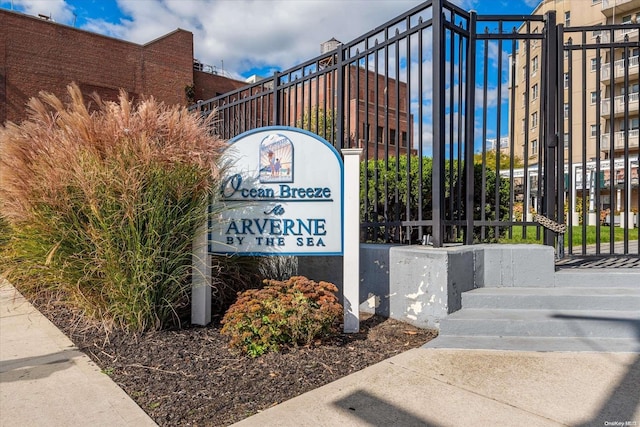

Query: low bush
220 276 342 357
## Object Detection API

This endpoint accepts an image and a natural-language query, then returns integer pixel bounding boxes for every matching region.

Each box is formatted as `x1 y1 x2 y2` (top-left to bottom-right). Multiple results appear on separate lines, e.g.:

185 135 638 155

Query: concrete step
439 309 640 339
554 268 640 287
461 287 640 311
424 336 640 353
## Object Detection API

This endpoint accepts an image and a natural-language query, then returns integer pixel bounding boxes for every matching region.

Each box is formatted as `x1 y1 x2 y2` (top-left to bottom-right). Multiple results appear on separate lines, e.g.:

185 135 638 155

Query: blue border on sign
208 126 345 256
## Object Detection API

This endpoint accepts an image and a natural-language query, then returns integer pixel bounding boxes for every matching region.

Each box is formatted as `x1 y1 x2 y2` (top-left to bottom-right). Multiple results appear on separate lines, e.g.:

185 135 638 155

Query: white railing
599 28 639 43
601 55 639 80
601 129 640 150
601 92 640 115
602 0 635 9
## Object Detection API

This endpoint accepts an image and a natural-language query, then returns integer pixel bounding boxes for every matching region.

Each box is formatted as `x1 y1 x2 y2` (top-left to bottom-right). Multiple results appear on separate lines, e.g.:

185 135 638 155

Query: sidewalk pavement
232 347 640 427
2 278 639 427
0 280 156 427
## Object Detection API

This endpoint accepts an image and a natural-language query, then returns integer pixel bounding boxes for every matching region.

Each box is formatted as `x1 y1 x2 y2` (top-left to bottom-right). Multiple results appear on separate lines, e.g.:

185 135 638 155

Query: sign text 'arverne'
209 127 344 256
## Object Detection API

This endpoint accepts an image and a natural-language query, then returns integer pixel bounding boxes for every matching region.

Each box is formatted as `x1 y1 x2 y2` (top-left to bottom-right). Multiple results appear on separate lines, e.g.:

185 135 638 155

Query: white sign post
191 223 211 326
341 148 362 333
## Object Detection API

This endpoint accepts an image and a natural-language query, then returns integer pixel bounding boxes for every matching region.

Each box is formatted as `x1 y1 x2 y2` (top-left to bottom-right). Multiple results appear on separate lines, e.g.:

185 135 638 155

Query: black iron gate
192 0 640 257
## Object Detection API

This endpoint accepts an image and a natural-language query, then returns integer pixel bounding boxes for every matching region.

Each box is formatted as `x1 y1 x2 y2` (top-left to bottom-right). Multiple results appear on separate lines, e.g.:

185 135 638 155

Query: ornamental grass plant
0 84 226 332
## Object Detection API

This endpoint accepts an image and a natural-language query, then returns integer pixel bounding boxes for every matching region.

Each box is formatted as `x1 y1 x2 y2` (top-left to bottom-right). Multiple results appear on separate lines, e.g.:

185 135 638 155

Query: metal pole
543 11 558 247
464 11 477 245
432 0 445 247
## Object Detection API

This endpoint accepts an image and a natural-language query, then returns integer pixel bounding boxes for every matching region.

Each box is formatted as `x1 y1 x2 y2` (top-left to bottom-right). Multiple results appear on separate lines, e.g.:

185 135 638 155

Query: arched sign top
211 126 344 256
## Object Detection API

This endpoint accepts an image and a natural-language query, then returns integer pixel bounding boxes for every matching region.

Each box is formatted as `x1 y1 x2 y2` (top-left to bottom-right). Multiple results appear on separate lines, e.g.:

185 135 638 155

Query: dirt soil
33 299 437 427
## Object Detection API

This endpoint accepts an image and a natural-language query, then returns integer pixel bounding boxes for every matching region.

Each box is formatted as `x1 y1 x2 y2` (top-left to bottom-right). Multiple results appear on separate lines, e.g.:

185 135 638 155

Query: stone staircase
426 267 640 352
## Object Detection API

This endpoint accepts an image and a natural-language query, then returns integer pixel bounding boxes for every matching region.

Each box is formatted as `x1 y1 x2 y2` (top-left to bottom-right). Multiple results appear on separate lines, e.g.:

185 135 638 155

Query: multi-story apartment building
510 0 639 223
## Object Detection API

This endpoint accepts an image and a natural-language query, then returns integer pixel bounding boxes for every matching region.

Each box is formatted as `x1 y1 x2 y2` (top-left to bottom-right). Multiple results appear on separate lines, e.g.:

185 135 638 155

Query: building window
590 57 598 72
621 118 640 131
564 72 569 88
564 133 569 147
521 118 526 134
591 91 598 104
592 0 601 4
564 11 570 27
532 56 539 75
531 112 538 129
389 129 396 146
532 83 539 101
377 126 384 144
622 48 640 60
591 124 598 137
621 83 640 96
622 15 632 25
564 103 569 118
401 131 408 148
531 139 538 153
522 93 527 108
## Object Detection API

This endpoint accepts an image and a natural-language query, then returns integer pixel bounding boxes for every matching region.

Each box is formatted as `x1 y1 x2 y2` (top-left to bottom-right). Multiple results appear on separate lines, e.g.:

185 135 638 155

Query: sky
0 0 540 80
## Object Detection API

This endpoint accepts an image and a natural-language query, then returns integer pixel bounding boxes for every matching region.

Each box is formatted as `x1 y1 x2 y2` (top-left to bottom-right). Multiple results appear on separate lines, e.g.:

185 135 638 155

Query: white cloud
74 0 424 79
9 0 75 22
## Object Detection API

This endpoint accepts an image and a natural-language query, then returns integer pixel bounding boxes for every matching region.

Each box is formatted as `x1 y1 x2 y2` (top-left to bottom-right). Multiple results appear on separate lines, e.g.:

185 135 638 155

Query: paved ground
0 280 156 427
2 279 639 427
232 347 640 427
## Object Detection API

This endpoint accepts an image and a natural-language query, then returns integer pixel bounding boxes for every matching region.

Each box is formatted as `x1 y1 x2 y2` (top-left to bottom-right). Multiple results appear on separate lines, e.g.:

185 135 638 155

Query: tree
296 107 335 142
474 149 524 170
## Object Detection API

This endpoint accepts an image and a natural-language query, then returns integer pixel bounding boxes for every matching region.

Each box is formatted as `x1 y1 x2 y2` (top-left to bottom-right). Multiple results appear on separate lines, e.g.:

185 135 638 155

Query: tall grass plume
0 83 225 331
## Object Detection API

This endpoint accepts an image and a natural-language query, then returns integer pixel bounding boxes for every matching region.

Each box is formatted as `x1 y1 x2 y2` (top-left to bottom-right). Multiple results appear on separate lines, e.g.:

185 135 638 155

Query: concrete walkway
2 278 639 427
0 280 156 427
233 347 640 426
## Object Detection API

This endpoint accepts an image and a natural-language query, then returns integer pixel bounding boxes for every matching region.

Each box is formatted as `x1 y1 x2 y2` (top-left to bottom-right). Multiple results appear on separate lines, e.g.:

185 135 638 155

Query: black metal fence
192 0 640 257
560 25 640 256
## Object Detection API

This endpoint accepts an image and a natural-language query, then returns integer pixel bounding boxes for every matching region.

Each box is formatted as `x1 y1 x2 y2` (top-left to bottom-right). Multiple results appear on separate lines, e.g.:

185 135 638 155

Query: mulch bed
33 299 436 427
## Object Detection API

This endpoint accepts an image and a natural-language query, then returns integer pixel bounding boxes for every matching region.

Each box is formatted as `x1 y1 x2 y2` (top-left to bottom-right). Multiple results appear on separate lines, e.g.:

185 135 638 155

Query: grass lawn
500 225 638 246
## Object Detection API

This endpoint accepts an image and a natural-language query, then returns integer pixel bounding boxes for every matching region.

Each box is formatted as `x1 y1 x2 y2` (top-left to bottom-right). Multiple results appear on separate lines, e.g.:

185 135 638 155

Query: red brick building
0 8 246 125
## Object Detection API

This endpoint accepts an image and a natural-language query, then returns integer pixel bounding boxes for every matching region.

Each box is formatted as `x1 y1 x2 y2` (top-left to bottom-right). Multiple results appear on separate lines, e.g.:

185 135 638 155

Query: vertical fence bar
595 41 602 254
273 72 280 125
567 38 574 254
556 23 565 259
464 11 476 245
336 45 345 150
481 33 489 242
405 21 413 243
432 0 445 247
495 22 503 241
543 11 557 247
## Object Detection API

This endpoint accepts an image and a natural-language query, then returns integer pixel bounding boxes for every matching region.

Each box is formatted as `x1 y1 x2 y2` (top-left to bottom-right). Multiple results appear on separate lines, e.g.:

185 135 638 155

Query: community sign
209 126 344 255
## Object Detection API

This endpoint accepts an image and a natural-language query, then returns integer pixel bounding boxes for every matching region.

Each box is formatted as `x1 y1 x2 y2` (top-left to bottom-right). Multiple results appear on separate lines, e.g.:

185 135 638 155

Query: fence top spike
418 16 423 24
567 36 573 45
396 28 400 35
624 33 629 42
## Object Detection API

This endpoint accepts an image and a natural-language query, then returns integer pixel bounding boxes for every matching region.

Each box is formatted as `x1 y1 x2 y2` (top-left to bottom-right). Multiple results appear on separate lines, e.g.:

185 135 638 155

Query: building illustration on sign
210 127 344 256
259 133 293 183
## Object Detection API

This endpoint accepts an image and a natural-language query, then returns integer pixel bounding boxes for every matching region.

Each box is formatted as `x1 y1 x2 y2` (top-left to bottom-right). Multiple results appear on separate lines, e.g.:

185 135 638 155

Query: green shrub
210 255 299 315
0 83 226 332
360 155 511 243
220 276 342 357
